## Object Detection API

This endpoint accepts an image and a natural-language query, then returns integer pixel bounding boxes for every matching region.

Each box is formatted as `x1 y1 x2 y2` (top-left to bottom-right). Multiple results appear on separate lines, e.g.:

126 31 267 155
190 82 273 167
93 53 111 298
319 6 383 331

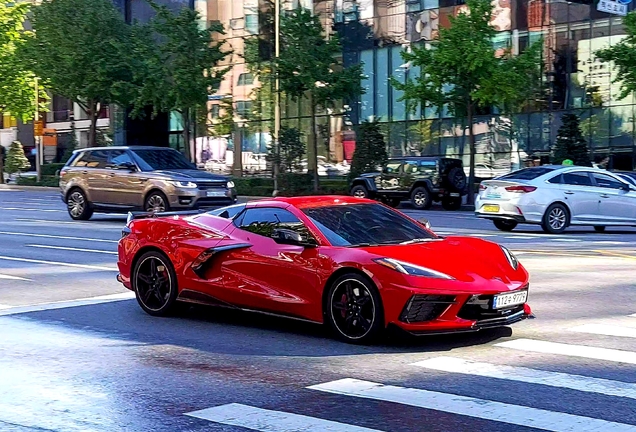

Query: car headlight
227 181 235 188
171 181 197 188
374 258 454 279
500 245 519 270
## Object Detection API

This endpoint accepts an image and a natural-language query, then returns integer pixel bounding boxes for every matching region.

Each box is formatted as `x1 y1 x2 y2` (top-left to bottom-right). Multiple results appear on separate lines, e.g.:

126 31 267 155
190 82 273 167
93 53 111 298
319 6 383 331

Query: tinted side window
593 173 625 189
383 161 402 174
403 160 419 174
74 150 110 168
108 150 134 168
499 167 557 180
237 208 308 238
548 174 563 184
563 172 593 186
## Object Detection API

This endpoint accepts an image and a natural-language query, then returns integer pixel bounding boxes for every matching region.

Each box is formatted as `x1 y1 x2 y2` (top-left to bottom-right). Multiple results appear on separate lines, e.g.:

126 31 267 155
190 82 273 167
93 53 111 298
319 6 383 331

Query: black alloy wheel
66 188 93 220
145 191 170 213
411 186 432 210
132 251 178 316
351 185 369 199
541 203 570 234
493 219 518 232
447 166 467 191
326 273 384 344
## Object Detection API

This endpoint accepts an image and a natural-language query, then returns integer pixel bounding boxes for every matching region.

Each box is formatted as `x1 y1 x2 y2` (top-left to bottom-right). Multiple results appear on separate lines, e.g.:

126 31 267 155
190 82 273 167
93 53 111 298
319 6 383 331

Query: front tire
145 191 170 213
542 203 570 234
493 219 518 232
351 185 369 199
132 250 178 316
325 273 384 344
411 187 432 210
66 189 93 220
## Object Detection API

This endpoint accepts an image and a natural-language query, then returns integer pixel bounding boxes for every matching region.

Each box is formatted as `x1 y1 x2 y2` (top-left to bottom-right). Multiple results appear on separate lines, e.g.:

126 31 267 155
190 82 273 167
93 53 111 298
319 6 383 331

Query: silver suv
60 146 237 220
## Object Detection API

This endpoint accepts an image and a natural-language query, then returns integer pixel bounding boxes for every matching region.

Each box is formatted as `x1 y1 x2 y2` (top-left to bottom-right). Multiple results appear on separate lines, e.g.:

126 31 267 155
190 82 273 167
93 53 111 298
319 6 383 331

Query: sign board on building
42 129 57 147
33 120 44 136
597 0 629 16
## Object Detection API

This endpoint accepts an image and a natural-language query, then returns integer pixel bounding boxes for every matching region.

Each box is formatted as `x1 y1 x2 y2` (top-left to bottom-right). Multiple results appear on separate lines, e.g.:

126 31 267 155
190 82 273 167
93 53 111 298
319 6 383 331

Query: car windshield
131 149 196 171
618 174 636 186
302 203 435 247
498 167 558 180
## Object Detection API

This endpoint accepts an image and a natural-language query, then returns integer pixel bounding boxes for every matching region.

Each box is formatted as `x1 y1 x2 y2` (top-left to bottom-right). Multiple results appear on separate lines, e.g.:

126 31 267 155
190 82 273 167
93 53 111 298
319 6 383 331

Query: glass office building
205 0 636 173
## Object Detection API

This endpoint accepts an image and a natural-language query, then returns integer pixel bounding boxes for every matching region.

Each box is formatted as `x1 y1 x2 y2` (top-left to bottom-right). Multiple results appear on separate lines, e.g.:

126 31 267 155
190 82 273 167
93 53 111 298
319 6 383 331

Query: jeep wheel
381 197 401 208
351 185 369 199
410 187 432 210
441 198 462 211
448 167 467 191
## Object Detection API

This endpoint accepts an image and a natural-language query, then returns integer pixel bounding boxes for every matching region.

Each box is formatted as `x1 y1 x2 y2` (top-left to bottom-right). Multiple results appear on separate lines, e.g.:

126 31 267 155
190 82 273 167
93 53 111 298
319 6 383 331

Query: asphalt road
1 188 636 432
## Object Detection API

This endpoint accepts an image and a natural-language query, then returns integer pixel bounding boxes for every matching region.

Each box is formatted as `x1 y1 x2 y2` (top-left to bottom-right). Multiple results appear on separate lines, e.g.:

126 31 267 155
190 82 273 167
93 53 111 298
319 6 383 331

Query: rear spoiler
126 210 205 226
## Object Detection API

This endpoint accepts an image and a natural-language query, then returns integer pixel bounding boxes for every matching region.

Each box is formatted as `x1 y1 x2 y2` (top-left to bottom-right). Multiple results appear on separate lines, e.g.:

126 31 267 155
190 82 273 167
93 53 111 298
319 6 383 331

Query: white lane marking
505 236 535 239
0 304 12 309
496 339 636 365
2 207 64 212
0 292 135 316
13 218 123 227
0 255 117 271
412 356 636 400
185 403 384 432
0 231 118 243
569 324 636 339
549 238 581 242
466 233 498 237
0 274 30 281
26 244 117 255
309 379 636 432
593 241 629 245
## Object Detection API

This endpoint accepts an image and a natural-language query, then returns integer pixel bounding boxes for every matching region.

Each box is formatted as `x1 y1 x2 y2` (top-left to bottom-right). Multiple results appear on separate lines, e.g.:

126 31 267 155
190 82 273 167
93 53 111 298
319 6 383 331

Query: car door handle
564 191 574 195
82 171 88 175
600 194 610 198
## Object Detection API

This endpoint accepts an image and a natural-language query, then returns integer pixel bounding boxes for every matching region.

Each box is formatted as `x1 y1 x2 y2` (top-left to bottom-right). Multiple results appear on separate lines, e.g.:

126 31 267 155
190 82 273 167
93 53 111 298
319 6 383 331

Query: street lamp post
273 0 281 196
34 77 42 183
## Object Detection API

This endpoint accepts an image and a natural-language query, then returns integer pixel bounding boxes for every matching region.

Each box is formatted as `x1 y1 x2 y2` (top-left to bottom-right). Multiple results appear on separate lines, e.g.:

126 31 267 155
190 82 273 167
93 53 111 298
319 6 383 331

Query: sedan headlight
171 181 197 189
374 258 454 279
227 181 235 188
500 245 519 270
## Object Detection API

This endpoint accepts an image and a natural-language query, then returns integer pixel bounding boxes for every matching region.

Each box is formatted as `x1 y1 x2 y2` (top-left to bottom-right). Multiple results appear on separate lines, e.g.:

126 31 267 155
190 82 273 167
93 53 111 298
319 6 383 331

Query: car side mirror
118 162 136 172
621 182 631 191
271 228 316 247
419 218 431 230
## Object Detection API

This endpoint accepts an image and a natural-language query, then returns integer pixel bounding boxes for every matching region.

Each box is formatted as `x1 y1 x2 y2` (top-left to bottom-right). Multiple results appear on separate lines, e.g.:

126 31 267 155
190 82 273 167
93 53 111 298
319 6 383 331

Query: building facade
205 0 636 175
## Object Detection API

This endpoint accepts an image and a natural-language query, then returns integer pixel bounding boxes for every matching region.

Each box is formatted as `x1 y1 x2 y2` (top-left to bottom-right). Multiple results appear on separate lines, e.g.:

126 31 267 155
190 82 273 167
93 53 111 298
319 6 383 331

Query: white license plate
493 290 528 309
206 190 226 197
450 193 460 197
486 193 501 199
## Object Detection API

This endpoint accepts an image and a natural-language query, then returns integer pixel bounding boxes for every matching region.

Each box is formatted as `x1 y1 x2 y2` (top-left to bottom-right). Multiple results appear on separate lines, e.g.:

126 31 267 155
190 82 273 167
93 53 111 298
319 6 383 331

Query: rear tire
66 188 93 221
447 167 467 191
410 187 432 210
594 226 606 233
351 185 369 199
325 273 384 344
493 219 518 232
541 203 570 234
441 197 462 211
132 250 179 317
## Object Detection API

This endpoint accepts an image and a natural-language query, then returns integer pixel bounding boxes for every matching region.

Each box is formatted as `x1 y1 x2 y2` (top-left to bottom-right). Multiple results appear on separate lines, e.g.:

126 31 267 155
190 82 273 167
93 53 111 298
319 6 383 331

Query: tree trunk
0 151 4 185
309 96 319 192
467 103 476 206
182 109 192 161
87 100 98 148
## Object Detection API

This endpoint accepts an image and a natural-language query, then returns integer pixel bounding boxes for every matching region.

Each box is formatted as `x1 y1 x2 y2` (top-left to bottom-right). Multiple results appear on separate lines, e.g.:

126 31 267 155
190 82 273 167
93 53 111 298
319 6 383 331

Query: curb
0 184 59 192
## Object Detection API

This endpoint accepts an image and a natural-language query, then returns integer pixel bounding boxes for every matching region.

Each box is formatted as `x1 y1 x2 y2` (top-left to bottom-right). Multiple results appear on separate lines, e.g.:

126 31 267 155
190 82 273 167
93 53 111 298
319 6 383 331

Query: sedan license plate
450 193 460 197
483 204 500 213
206 190 226 197
493 290 528 309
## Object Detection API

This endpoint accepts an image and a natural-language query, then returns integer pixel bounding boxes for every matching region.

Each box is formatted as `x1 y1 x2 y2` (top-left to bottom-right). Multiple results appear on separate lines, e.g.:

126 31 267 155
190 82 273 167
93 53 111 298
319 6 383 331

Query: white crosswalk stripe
569 324 636 339
186 403 385 432
308 378 636 432
412 356 636 400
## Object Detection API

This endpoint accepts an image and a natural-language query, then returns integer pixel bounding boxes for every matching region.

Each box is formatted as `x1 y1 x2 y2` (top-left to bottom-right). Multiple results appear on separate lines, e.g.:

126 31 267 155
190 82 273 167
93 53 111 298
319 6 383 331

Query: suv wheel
66 189 94 220
411 187 432 210
448 167 467 191
493 219 518 232
145 191 170 213
351 185 369 199
441 198 462 211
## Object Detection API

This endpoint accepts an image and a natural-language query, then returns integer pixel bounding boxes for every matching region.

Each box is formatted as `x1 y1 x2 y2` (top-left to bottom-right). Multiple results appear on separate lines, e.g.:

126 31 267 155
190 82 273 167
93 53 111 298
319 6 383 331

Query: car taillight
505 185 537 193
479 183 487 191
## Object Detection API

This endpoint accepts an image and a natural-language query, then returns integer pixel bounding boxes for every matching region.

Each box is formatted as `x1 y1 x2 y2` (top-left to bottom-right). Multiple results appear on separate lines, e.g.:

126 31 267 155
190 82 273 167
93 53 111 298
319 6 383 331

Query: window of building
210 105 220 119
236 101 252 118
237 73 254 86
245 14 258 35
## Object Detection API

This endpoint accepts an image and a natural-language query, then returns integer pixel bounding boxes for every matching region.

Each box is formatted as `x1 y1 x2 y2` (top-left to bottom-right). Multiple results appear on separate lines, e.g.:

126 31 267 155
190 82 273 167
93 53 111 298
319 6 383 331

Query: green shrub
41 163 66 176
16 175 59 187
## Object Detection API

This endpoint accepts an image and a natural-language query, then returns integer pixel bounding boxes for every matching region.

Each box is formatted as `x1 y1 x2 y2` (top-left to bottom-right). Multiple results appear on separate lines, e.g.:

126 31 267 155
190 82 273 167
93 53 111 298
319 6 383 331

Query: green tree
130 1 229 161
0 1 48 122
22 0 133 148
5 140 30 175
393 0 543 204
61 117 79 164
552 114 590 166
349 120 388 181
277 7 364 191
596 13 636 101
209 98 235 138
267 127 304 173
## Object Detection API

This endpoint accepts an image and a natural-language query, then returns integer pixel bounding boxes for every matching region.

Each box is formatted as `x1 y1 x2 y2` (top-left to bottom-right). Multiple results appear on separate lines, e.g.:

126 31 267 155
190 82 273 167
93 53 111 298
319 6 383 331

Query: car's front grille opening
197 182 227 190
458 294 524 321
399 295 456 323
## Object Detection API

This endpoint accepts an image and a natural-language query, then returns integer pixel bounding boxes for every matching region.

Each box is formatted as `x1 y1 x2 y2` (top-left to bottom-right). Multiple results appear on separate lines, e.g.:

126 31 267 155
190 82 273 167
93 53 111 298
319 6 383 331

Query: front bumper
170 187 238 209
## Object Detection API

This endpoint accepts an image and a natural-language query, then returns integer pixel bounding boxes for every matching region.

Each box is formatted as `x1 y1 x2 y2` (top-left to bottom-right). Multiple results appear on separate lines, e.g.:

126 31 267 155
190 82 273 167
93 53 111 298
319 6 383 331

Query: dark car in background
349 157 468 210
60 146 237 220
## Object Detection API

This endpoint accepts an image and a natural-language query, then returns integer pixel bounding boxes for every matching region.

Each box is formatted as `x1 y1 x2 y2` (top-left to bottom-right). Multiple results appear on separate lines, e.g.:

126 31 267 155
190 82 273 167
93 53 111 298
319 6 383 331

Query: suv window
73 150 110 168
403 160 420 174
132 148 196 171
235 207 308 238
593 173 625 189
108 150 134 168
383 161 402 174
563 172 593 186
499 167 557 180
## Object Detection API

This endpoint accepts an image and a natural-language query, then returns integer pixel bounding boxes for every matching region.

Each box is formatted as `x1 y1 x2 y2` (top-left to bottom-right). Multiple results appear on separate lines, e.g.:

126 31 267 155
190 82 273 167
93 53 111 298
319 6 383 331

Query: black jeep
349 157 468 210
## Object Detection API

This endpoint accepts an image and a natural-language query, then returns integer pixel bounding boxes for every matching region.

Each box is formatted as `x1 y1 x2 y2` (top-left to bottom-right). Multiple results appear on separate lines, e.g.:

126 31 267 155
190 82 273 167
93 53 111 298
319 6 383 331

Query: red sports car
117 196 532 343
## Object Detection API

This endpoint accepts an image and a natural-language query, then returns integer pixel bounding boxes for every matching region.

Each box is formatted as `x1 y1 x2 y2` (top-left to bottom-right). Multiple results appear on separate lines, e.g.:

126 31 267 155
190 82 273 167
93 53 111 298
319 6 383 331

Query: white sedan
475 166 636 234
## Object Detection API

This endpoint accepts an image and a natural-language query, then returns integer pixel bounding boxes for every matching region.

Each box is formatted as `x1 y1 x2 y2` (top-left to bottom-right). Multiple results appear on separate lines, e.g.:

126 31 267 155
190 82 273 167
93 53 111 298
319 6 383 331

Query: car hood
361 237 524 285
151 169 228 182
